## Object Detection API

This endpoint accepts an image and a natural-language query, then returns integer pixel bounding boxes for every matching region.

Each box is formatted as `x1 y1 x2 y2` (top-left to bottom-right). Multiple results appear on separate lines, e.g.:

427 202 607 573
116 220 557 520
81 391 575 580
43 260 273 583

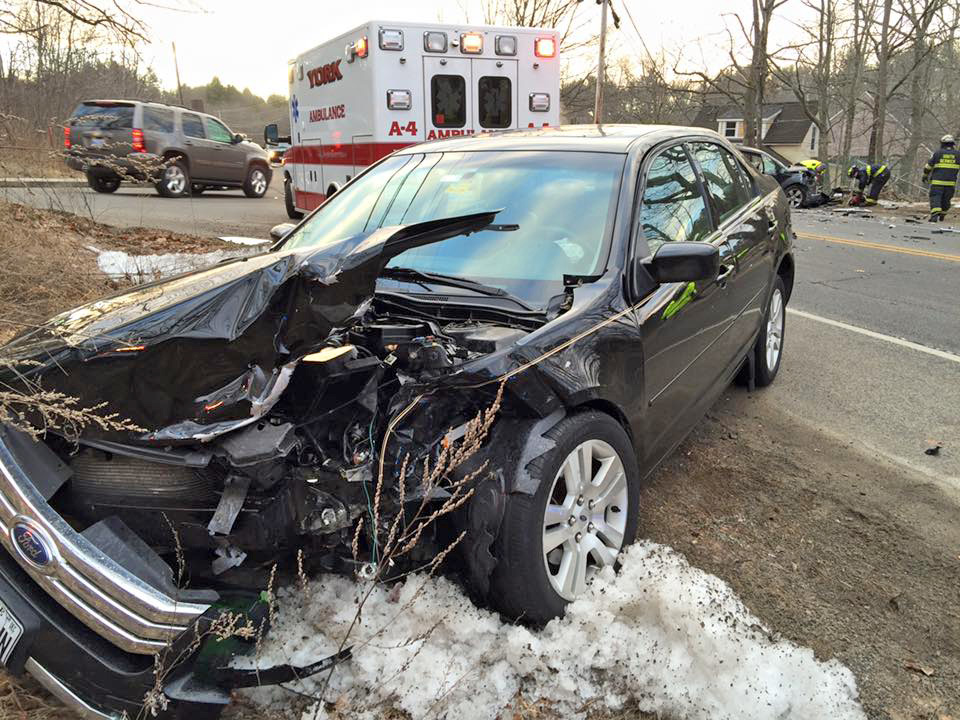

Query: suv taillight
132 128 145 153
63 126 71 149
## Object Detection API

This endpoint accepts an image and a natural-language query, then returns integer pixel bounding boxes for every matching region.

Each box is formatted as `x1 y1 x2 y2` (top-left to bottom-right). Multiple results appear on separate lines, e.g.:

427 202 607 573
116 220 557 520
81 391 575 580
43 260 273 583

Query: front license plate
0 598 23 664
88 137 105 148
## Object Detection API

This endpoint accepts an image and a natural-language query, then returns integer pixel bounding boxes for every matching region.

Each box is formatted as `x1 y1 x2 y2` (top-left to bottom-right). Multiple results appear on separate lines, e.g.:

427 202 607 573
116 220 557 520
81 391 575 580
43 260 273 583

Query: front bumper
0 426 210 654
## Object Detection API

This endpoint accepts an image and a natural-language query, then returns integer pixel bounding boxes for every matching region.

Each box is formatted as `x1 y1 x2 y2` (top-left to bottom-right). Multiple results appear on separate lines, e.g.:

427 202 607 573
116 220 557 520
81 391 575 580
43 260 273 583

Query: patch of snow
96 249 238 282
241 542 865 720
219 236 271 246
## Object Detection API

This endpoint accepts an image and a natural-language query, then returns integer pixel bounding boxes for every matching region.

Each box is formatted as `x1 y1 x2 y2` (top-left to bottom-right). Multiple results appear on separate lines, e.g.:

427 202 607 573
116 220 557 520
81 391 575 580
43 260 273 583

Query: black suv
64 99 272 198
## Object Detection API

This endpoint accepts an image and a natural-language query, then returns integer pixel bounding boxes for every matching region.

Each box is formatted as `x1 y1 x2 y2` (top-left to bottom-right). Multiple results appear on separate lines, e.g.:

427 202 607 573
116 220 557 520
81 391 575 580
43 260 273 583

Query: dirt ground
0 199 239 344
643 391 960 720
0 202 956 720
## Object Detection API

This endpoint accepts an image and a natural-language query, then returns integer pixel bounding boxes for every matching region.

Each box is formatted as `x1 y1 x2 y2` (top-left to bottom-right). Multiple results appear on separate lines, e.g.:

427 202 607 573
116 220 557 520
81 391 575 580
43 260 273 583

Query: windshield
282 150 625 305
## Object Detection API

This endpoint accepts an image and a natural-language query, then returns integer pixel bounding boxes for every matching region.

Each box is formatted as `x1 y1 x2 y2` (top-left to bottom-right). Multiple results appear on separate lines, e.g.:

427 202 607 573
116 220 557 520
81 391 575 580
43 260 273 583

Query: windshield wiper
380 267 535 311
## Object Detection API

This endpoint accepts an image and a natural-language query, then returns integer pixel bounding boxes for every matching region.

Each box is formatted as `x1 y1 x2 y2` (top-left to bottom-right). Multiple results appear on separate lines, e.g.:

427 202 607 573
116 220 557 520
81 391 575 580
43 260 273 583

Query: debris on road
904 661 935 677
925 444 942 456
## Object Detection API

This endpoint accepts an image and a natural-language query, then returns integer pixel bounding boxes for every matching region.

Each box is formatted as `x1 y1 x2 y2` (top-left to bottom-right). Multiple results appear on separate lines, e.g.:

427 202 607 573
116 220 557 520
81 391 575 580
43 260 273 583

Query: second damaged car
0 125 794 717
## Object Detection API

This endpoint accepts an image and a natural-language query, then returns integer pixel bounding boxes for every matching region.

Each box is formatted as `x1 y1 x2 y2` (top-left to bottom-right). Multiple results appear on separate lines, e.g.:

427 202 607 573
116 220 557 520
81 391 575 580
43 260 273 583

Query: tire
753 275 786 387
488 411 640 624
155 158 190 198
784 184 806 209
191 184 206 195
284 176 303 219
243 164 269 198
86 172 120 194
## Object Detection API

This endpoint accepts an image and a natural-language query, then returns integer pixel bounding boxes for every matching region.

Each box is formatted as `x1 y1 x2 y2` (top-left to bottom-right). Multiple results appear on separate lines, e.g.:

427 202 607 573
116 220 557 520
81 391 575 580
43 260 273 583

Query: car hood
0 211 497 443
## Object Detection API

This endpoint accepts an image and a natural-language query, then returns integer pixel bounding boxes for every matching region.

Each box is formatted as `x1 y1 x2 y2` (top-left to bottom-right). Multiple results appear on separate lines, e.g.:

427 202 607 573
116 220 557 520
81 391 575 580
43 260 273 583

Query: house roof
691 100 816 146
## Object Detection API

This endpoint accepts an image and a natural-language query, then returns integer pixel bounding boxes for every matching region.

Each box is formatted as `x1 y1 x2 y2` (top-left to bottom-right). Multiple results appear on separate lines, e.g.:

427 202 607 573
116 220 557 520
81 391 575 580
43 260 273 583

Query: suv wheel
156 159 189 198
784 184 806 209
488 411 639 624
86 172 120 194
753 276 786 386
243 165 269 198
284 176 303 219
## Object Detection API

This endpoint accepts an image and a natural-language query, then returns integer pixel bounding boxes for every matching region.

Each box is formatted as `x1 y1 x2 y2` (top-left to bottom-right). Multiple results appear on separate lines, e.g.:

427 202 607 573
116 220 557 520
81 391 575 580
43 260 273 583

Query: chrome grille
0 434 210 655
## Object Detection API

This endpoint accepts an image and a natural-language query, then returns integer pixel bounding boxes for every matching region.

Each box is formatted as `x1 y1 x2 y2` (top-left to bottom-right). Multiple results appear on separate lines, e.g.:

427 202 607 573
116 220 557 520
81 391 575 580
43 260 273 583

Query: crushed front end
0 211 561 717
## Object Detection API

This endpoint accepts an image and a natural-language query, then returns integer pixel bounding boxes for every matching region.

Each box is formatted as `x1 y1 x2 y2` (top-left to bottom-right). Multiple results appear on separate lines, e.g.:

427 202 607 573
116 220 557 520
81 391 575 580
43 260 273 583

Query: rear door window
689 142 753 224
205 118 234 143
182 113 205 139
69 103 134 129
431 75 466 128
143 107 174 133
478 76 511 129
639 144 713 253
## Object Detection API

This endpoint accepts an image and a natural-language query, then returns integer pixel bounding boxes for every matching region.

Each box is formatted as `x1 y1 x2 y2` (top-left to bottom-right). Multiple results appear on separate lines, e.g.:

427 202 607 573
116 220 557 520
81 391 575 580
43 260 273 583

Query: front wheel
284 176 303 219
754 276 786 386
243 165 269 198
784 184 806 209
488 411 639 624
86 172 120 194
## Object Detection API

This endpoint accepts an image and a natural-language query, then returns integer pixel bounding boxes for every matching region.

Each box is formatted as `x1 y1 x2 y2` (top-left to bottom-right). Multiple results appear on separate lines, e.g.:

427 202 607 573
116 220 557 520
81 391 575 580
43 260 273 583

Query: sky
134 0 816 99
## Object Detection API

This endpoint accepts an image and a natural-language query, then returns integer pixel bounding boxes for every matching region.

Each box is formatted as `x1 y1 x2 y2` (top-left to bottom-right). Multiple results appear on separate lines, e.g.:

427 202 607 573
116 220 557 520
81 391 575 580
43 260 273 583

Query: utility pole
594 0 608 124
172 42 184 106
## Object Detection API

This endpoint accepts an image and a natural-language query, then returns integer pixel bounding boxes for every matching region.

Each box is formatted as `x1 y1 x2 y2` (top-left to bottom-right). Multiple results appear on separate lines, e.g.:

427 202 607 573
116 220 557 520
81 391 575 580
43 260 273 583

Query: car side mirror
269 222 297 242
641 242 720 284
232 133 244 144
264 123 279 146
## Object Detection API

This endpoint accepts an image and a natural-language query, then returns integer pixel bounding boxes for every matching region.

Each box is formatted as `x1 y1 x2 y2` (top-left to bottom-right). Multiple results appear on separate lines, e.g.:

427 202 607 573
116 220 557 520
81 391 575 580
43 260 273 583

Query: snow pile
96 249 239 281
242 542 865 720
218 236 271 246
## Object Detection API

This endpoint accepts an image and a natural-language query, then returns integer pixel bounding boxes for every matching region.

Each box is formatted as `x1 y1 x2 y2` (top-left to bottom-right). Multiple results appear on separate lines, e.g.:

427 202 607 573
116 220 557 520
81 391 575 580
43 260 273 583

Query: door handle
717 264 735 287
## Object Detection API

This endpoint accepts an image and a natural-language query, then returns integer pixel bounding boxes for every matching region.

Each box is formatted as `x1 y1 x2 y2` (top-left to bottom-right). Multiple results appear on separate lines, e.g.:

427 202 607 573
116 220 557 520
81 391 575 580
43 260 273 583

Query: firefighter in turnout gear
847 162 890 206
922 134 958 222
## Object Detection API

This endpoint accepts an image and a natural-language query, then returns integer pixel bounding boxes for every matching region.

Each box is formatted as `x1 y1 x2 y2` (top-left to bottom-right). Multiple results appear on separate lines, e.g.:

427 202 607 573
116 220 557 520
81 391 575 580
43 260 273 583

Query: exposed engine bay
46 314 529 587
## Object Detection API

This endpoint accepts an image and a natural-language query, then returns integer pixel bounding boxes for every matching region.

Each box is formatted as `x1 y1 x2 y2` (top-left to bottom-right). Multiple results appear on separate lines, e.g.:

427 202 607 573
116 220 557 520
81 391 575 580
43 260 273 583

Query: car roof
78 99 210 117
395 124 727 155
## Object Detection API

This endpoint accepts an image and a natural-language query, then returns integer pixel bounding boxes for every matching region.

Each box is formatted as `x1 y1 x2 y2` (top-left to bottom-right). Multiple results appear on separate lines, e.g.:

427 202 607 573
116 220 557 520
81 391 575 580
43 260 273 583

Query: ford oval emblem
11 522 54 570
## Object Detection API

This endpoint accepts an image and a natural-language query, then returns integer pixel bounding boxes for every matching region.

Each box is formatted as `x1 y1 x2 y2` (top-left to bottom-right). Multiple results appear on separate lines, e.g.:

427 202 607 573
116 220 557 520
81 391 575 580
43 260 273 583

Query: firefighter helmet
941 134 956 146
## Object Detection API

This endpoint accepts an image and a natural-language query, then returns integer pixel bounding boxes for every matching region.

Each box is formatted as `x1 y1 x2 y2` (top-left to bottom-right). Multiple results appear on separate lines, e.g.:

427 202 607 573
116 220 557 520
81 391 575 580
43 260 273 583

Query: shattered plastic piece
925 444 942 456
208 476 251 535
212 545 248 575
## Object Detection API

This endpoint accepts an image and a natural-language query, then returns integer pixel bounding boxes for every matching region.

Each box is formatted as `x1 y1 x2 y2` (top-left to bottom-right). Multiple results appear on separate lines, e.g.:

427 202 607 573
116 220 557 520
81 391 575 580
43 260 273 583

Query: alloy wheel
786 186 804 208
164 165 186 195
542 439 628 600
766 287 784 370
250 169 267 195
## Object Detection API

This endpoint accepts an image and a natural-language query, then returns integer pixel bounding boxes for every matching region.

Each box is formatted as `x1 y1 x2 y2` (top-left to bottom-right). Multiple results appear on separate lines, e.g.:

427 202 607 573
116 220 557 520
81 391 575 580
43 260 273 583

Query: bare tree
0 0 150 43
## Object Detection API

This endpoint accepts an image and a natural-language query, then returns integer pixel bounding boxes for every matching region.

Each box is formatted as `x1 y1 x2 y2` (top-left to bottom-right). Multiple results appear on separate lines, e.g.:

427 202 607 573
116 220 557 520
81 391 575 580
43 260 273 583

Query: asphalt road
4 182 958 485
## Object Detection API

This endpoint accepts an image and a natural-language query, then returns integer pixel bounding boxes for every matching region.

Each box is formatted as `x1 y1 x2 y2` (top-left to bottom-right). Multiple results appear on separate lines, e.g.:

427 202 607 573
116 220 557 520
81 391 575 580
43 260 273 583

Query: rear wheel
86 172 120 194
784 184 806 209
488 411 639 624
284 176 303 219
243 165 269 198
155 159 189 197
754 276 786 386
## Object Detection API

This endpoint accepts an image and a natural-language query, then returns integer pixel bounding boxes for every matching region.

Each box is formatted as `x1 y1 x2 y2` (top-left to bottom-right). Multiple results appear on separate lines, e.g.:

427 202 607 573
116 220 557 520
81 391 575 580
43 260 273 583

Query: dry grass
0 671 75 720
0 198 236 344
0 147 73 180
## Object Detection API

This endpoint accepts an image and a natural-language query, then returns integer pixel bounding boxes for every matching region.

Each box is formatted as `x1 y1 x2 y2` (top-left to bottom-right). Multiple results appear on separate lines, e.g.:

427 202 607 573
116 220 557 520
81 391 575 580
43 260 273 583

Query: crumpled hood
0 211 497 443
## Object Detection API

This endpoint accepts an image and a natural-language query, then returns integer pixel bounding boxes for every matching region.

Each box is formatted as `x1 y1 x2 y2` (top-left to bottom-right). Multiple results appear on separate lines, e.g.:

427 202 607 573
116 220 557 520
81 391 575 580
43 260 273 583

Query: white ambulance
265 20 561 219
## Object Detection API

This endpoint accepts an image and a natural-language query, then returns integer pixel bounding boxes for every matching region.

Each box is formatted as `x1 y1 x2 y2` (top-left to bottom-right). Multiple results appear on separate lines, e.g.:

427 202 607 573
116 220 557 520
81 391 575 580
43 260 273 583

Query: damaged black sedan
0 125 793 718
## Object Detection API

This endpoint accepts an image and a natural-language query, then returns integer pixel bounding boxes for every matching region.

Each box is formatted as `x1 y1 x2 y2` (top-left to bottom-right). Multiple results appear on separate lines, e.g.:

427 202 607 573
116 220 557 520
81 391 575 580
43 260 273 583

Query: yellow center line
796 231 960 263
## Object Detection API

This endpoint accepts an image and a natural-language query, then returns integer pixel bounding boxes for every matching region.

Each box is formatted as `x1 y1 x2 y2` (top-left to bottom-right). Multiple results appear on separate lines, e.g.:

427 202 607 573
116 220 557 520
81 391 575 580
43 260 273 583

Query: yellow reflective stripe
931 180 956 186
934 163 960 169
876 165 887 175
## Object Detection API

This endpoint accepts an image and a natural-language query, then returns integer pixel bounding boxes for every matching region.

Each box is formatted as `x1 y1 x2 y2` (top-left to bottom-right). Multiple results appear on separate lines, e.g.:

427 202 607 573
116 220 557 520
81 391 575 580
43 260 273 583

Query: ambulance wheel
284 176 303 219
